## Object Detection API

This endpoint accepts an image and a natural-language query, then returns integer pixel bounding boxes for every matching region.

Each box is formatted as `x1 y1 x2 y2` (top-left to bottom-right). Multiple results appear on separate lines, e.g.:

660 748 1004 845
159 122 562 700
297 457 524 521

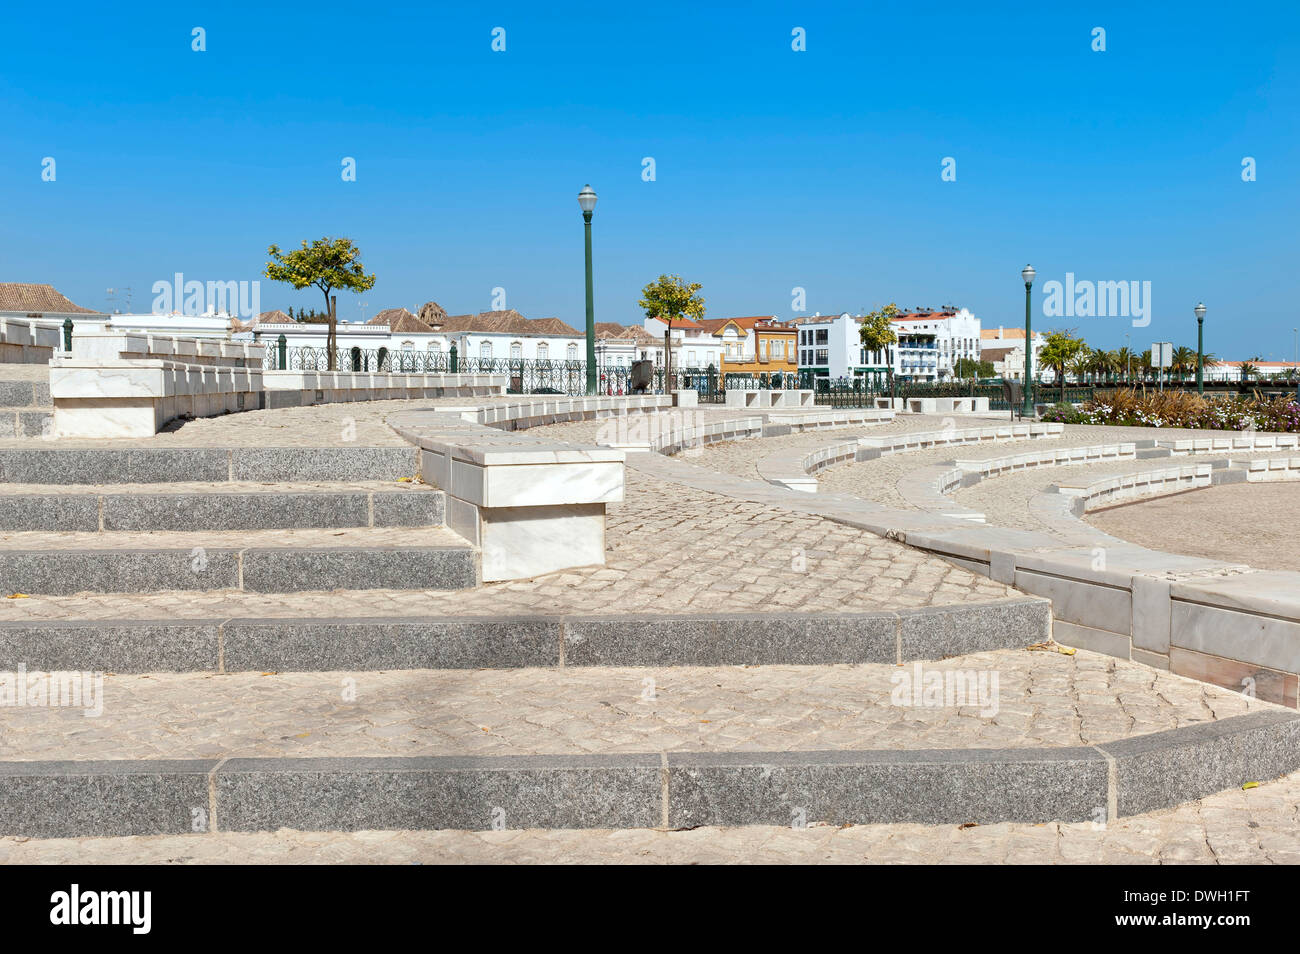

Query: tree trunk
326 293 338 371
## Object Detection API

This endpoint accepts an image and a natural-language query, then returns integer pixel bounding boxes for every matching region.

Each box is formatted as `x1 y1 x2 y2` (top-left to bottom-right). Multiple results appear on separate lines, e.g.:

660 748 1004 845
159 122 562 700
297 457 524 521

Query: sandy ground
1086 481 1300 572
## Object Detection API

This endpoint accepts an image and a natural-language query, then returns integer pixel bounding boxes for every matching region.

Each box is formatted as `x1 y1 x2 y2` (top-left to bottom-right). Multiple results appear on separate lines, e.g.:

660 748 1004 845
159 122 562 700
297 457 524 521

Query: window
480 341 492 360
567 342 578 360
537 342 549 360
428 340 441 353
814 348 829 365
815 329 829 345
510 341 522 361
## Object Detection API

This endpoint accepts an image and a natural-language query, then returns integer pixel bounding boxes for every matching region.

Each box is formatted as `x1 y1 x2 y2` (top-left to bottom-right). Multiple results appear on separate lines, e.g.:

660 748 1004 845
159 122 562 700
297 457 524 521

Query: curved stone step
0 657 1292 836
0 527 477 594
0 445 417 484
0 481 444 531
0 599 1049 672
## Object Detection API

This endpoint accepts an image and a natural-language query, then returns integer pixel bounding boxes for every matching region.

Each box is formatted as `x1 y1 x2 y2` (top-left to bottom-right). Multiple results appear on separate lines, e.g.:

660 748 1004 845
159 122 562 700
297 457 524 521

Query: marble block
478 503 606 581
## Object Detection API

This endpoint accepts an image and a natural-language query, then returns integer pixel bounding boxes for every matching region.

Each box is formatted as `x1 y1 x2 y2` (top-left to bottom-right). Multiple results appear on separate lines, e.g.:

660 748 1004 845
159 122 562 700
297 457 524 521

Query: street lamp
1021 264 1035 417
1194 302 1206 394
578 184 598 395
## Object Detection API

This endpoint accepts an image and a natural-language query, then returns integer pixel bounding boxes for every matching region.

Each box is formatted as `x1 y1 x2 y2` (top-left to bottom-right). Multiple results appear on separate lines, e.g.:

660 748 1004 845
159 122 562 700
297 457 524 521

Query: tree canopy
638 274 705 326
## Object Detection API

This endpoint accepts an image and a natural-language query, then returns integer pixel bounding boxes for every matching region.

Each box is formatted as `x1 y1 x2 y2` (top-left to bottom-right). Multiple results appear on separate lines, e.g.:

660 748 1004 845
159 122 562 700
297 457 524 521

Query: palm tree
1172 346 1197 383
1115 347 1135 384
1091 348 1116 384
1069 351 1092 385
1240 361 1259 382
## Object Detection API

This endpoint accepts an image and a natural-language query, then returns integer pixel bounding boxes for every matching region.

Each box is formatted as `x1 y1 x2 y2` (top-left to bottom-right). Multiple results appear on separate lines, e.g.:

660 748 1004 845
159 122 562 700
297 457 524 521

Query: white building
437 310 584 364
594 323 665 368
643 317 724 370
891 309 982 381
793 308 982 382
981 325 1045 382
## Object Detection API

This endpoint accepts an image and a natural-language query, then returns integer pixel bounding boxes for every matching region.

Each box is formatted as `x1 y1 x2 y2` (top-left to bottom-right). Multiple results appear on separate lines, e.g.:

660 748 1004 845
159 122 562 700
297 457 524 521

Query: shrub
1041 402 1083 424
1065 387 1300 431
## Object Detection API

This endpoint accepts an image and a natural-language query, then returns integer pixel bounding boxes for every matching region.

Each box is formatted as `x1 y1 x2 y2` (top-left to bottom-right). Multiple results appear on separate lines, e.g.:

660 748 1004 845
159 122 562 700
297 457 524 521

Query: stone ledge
0 599 1050 672
2 708 1293 836
0 543 478 596
0 488 444 532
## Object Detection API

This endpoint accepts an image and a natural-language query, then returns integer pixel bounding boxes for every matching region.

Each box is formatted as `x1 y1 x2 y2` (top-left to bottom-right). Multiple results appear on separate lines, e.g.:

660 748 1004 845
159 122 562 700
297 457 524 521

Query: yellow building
698 316 799 381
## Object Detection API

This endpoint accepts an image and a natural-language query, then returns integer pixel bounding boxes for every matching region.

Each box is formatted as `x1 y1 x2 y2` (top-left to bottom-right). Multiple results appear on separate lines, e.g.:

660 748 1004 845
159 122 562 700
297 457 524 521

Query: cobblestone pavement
0 468 1017 615
1087 482 1300 573
0 526 461 551
528 412 951 481
0 365 51 382
5 770 1299 863
0 649 1266 761
951 451 1298 532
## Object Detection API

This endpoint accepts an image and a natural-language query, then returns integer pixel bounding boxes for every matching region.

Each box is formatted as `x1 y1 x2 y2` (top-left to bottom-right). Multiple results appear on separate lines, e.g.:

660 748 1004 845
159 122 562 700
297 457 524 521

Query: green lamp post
1194 302 1206 394
1021 264 1035 416
578 184 598 395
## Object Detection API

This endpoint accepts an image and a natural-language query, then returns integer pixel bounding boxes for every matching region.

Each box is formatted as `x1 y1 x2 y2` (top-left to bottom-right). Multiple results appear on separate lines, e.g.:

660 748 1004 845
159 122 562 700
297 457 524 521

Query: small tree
638 274 705 383
265 238 376 370
955 357 994 380
859 303 900 395
1039 330 1088 402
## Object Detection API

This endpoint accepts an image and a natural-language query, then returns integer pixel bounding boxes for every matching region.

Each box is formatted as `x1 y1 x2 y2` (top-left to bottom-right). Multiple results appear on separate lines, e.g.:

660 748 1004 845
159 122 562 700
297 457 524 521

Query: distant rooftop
0 283 101 315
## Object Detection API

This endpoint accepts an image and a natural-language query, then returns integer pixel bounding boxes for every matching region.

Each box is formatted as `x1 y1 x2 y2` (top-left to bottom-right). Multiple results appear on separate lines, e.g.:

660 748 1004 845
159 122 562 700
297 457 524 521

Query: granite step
0 480 444 531
0 409 52 439
0 445 418 484
0 527 477 594
0 655 1294 836
0 379 51 408
0 599 1052 673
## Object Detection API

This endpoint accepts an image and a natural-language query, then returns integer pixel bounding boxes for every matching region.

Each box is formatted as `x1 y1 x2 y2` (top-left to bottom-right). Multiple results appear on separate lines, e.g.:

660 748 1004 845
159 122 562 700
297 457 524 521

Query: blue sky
2 1 1297 357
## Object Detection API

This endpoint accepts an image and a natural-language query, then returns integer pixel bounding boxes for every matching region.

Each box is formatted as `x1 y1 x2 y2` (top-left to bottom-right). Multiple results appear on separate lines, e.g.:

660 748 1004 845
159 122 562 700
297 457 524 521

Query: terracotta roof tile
368 308 437 334
440 310 581 336
0 283 100 315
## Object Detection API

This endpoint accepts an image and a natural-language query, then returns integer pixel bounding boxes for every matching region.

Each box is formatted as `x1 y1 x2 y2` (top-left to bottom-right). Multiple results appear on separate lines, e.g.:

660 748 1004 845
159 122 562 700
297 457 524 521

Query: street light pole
1195 302 1206 394
578 185 598 396
1021 264 1035 417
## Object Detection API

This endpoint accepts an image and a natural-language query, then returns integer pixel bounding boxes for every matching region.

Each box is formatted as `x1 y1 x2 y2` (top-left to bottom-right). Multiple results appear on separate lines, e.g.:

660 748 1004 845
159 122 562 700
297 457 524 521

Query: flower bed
1040 389 1300 431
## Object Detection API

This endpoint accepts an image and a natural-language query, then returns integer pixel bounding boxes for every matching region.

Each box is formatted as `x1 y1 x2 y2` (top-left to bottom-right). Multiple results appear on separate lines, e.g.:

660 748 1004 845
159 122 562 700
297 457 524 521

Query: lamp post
1195 302 1206 394
578 184 598 395
1021 264 1035 417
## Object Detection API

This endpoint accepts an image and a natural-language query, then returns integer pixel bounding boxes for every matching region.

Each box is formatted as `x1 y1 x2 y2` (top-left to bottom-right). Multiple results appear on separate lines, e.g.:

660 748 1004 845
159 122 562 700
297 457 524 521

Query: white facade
451 330 584 364
595 331 664 368
644 317 723 370
981 326 1044 382
95 312 236 338
794 309 982 381
794 314 873 379
891 309 982 381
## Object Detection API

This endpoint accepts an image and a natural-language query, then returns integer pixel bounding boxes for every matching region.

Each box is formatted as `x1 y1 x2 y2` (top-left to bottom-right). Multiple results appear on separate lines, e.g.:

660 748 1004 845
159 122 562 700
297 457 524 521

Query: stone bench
723 389 813 409
49 331 511 437
0 318 62 364
261 370 505 408
51 331 265 438
388 406 626 582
